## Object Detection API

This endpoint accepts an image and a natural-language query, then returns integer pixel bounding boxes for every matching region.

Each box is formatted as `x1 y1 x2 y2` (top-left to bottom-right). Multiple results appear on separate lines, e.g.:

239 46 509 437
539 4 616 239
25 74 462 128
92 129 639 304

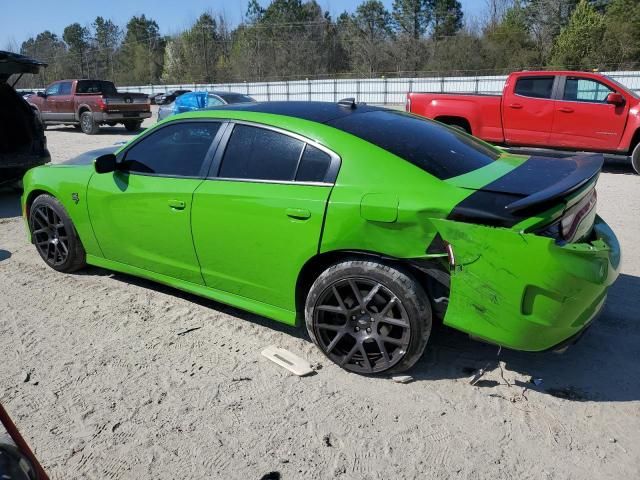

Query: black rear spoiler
505 154 603 213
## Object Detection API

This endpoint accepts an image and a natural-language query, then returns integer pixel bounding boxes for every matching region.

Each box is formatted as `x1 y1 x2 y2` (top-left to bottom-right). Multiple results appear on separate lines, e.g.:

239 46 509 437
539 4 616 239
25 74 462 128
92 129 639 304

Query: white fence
117 71 640 104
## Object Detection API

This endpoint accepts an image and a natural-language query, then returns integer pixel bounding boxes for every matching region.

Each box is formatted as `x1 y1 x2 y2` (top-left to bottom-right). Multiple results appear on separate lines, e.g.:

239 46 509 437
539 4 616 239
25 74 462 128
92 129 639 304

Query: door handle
558 107 574 113
509 103 523 109
168 199 186 210
286 208 311 220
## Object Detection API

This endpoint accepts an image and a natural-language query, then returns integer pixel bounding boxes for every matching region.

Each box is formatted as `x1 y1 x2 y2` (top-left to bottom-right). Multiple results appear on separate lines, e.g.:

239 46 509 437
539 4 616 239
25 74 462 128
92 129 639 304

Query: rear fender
430 217 620 351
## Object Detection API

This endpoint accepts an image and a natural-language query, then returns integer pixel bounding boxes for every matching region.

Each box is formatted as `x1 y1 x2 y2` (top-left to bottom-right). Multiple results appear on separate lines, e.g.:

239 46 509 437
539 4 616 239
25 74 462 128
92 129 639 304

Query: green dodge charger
21 101 621 374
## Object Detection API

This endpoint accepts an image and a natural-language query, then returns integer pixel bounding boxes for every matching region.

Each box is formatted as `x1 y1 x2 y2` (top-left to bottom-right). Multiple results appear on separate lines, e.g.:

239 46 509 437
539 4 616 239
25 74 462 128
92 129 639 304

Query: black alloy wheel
31 203 70 267
306 261 432 375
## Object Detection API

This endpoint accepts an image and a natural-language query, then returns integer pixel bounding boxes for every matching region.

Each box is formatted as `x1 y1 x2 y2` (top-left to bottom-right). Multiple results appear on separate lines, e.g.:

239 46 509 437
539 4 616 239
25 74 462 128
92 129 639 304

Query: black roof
206 101 387 124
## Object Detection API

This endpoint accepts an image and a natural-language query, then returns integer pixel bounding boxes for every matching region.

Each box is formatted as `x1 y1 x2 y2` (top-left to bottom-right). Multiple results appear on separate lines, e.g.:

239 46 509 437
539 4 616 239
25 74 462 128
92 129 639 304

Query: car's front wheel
305 260 432 374
29 194 86 273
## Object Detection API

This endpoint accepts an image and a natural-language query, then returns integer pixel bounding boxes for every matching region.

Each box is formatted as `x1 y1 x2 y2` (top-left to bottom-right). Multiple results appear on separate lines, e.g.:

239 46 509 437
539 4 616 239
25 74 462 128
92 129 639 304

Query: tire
305 260 432 375
29 194 86 273
80 111 99 135
124 121 142 132
632 143 640 175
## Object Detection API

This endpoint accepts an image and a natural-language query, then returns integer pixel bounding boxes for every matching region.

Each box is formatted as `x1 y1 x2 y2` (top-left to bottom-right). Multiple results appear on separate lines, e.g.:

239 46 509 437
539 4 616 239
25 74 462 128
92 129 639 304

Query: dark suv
0 51 50 187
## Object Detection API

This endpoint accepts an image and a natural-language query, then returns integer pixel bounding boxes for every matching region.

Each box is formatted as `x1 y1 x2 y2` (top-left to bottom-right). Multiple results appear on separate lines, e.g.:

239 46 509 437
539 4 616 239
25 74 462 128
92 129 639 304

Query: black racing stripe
448 154 601 228
448 190 524 227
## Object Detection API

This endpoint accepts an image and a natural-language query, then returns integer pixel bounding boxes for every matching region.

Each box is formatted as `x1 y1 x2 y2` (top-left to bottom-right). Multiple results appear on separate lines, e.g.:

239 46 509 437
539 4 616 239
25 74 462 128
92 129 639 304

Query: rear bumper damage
435 215 621 351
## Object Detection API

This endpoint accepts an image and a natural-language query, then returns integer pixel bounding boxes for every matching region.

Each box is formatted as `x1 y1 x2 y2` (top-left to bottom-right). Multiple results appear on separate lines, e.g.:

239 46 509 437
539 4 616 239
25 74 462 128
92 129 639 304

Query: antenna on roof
338 97 357 109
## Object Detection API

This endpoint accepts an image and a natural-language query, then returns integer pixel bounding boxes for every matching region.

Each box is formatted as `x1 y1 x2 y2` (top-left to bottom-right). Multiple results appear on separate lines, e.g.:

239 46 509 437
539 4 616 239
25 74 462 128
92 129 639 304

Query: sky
1 0 486 50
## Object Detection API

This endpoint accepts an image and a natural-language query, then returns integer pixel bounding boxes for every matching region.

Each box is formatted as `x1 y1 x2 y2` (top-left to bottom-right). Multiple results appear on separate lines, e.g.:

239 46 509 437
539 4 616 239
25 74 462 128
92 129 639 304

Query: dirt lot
1 110 639 479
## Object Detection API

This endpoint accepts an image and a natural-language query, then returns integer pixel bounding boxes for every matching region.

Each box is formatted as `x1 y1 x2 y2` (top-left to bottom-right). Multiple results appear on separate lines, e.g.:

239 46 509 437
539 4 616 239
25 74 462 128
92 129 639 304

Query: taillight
97 97 107 111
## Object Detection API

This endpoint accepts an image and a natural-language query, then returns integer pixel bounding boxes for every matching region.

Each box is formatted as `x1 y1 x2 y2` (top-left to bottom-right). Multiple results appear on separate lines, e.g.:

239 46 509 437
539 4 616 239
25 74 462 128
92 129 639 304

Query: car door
87 120 224 284
191 122 339 313
549 76 628 151
502 75 557 146
39 82 60 121
55 81 74 121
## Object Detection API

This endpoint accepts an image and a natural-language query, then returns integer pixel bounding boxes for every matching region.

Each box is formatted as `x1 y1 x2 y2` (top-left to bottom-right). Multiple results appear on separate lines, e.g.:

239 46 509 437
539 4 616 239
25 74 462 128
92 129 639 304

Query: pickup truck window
58 82 72 95
563 77 613 103
328 110 500 180
45 83 60 96
514 76 554 99
76 80 117 95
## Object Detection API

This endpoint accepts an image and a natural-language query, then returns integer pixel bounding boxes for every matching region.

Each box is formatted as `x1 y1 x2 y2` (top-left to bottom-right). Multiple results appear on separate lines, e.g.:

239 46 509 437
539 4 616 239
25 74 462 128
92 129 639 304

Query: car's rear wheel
80 112 99 135
305 260 432 374
124 121 142 132
29 194 86 273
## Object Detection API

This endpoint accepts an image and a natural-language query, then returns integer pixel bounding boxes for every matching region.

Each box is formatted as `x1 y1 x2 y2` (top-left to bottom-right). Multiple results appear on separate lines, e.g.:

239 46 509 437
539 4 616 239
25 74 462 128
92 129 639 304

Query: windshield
328 110 501 180
604 76 639 99
76 80 117 95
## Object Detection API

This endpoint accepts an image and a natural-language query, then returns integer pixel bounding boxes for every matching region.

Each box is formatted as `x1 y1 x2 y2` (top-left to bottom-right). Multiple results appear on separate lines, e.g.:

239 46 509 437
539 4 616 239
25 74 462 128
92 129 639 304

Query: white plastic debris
391 375 414 384
261 346 314 376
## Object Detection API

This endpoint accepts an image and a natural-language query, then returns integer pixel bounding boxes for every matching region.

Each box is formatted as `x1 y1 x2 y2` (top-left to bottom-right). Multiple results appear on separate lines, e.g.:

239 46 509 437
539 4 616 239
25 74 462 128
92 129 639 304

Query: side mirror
606 92 625 106
37 91 46 98
94 153 117 174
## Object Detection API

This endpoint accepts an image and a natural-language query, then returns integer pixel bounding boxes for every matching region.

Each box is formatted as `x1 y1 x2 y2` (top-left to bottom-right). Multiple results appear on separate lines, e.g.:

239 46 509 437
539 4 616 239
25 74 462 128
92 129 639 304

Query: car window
45 83 60 96
514 76 554 99
296 144 332 182
121 122 221 177
76 80 117 95
328 110 500 180
218 93 256 104
58 82 72 95
219 125 304 181
207 94 225 107
563 77 614 103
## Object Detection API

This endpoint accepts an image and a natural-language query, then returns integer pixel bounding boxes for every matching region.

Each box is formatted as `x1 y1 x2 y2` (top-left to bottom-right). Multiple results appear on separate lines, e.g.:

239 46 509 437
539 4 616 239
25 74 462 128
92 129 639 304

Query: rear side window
514 76 554 99
77 80 117 95
296 145 332 182
328 110 500 180
219 125 304 181
121 122 220 177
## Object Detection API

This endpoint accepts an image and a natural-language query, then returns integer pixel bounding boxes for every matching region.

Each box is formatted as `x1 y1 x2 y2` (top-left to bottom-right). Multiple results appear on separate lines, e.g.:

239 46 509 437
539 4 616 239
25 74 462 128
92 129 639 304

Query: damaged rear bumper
436 215 621 352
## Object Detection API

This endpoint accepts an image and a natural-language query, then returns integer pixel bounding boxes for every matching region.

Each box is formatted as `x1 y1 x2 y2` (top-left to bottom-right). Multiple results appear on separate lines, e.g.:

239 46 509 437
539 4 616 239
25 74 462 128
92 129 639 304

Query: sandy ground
1 108 639 479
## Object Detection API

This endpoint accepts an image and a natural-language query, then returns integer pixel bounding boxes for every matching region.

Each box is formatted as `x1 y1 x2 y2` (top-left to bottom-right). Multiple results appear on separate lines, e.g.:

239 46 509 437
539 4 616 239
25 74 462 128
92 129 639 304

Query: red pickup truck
406 70 640 174
29 79 150 135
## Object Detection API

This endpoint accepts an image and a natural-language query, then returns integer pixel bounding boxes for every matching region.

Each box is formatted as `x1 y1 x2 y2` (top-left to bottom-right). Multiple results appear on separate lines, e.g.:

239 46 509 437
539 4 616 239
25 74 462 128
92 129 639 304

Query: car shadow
411 272 640 402
77 263 639 402
47 125 147 136
0 190 21 219
76 266 306 340
602 157 636 175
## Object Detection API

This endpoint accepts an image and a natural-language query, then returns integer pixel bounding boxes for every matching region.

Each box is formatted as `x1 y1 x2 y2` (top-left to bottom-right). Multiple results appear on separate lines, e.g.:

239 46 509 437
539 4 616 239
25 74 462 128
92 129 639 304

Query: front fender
22 165 102 256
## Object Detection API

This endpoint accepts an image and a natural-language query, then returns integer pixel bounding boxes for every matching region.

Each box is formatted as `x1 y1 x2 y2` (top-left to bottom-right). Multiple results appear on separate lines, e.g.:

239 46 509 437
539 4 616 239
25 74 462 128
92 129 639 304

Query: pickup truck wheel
80 112 99 135
124 120 143 132
632 143 640 175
